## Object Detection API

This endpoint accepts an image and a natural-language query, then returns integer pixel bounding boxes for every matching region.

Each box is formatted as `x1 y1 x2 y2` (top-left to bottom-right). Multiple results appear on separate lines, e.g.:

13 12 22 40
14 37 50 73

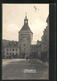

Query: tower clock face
25 20 27 23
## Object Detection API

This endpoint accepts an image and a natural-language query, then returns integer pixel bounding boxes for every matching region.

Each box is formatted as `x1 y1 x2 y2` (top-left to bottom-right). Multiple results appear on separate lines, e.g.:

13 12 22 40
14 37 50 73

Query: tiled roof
6 41 19 48
19 24 33 34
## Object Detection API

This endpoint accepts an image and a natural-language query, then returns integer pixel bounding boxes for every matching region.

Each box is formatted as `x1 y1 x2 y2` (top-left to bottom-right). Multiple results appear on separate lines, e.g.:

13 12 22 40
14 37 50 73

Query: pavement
2 59 49 80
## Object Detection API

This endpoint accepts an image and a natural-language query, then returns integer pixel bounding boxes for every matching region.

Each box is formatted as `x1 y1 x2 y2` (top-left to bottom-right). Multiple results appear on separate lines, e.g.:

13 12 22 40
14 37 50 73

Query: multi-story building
2 41 19 58
30 45 38 58
2 15 49 61
37 41 42 59
19 15 33 58
41 16 49 61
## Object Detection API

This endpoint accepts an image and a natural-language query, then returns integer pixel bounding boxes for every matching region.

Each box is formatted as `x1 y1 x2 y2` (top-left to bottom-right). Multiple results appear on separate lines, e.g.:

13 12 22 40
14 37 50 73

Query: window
7 53 8 55
7 49 8 51
13 49 14 51
13 53 14 55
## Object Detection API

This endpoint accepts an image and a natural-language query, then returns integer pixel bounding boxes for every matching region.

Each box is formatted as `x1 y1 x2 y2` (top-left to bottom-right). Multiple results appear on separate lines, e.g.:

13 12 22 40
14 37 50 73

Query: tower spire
24 12 28 25
25 12 27 19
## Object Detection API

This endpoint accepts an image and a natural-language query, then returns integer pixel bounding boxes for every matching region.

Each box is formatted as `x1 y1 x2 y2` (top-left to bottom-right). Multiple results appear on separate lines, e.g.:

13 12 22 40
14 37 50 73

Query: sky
2 4 49 44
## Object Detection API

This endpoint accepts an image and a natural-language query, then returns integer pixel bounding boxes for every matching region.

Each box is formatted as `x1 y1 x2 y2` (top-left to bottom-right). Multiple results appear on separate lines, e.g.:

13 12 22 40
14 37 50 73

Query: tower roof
19 15 33 34
19 25 33 33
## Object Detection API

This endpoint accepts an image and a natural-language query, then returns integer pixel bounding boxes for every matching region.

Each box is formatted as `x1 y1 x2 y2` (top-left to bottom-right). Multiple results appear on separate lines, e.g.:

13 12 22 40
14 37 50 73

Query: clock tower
19 15 33 58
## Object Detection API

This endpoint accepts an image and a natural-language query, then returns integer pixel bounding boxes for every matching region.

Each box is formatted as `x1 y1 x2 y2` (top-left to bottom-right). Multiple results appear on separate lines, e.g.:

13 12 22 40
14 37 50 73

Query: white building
3 41 19 58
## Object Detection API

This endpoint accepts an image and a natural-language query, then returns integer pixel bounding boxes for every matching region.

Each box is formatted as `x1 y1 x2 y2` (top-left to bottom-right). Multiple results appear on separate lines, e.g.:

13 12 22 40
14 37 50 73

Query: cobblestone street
2 59 49 80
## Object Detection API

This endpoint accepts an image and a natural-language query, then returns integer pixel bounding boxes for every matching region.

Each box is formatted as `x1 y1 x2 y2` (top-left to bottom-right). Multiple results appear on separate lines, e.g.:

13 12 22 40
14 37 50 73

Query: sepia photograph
2 4 49 80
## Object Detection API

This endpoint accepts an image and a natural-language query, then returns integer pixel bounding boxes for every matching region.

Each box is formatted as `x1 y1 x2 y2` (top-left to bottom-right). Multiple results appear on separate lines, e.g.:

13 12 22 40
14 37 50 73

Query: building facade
19 15 33 58
41 16 49 61
37 41 42 59
2 15 49 61
2 41 19 58
30 45 38 59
